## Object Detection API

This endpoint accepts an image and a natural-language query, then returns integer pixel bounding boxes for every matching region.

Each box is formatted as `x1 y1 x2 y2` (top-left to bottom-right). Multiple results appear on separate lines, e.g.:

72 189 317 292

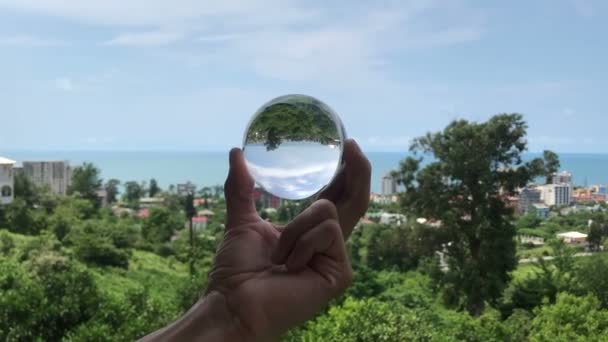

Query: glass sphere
243 94 345 200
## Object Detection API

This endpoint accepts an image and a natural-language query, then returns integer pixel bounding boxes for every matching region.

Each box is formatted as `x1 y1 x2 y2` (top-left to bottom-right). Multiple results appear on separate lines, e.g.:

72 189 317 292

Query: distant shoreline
2 150 607 192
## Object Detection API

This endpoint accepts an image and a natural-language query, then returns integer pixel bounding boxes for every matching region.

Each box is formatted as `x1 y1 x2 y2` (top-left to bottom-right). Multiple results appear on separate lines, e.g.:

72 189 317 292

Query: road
519 252 594 264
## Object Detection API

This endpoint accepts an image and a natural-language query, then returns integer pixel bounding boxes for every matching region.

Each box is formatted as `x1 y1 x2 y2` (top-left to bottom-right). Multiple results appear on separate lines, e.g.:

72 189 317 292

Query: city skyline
1 0 607 152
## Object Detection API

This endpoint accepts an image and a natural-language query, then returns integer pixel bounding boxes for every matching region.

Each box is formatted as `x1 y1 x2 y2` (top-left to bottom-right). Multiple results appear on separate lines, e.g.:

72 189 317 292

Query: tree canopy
393 114 552 315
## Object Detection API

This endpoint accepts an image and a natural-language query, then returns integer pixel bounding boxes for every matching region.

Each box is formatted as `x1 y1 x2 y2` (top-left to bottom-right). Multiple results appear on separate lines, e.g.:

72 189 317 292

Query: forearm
139 291 245 342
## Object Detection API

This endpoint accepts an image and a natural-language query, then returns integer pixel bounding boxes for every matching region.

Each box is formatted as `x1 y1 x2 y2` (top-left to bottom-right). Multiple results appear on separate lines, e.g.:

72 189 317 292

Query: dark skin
141 139 371 341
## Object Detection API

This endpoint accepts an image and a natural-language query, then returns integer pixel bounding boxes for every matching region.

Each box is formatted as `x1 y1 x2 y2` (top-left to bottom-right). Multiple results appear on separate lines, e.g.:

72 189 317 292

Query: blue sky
0 0 606 152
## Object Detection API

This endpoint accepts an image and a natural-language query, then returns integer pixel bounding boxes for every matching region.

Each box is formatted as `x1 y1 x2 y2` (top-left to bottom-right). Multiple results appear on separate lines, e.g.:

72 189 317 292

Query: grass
511 263 541 282
517 245 553 259
92 250 189 305
2 229 190 306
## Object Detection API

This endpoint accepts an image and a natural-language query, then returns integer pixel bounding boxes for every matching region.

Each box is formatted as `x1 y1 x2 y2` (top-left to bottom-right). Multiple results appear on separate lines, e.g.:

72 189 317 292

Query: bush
0 259 44 341
0 229 15 255
529 293 608 341
65 287 179 341
26 254 101 341
73 234 130 269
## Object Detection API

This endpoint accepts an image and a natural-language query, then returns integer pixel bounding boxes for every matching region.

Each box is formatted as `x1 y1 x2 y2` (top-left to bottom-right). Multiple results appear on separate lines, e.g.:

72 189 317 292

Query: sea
2 150 608 193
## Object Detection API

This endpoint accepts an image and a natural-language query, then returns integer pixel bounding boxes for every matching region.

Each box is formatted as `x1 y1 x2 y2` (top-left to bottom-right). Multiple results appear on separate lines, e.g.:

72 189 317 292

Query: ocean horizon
2 150 608 193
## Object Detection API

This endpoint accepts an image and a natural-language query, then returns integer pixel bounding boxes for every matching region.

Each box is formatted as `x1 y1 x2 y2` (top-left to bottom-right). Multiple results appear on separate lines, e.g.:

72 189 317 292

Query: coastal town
1 155 605 251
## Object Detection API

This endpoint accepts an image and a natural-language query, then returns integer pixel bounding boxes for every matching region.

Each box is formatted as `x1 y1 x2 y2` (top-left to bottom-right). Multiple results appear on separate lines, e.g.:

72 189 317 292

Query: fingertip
229 147 243 165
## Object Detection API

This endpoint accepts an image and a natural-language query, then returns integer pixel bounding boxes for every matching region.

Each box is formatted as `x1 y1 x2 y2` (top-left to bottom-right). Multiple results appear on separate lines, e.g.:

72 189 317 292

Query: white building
539 184 572 207
22 161 71 195
379 212 406 225
553 171 573 185
381 173 397 196
0 157 16 205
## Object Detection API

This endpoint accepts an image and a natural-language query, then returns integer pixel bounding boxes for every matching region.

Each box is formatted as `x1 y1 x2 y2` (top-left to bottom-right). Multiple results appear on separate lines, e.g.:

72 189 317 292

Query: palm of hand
208 210 347 340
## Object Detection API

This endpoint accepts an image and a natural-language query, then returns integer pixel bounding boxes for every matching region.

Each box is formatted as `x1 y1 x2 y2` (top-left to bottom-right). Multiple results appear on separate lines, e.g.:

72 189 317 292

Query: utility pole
185 192 196 275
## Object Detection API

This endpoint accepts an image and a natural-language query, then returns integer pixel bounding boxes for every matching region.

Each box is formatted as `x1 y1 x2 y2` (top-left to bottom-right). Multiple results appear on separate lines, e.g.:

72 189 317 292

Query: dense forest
2 114 608 341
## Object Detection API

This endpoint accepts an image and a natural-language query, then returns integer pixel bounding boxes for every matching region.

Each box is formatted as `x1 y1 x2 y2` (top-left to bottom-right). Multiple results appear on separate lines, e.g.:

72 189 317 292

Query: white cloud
0 34 65 47
0 0 484 84
105 31 183 46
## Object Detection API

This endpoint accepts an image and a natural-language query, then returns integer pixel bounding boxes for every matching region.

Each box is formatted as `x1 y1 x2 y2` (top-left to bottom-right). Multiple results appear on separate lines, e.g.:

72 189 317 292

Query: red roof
192 216 208 223
137 208 150 218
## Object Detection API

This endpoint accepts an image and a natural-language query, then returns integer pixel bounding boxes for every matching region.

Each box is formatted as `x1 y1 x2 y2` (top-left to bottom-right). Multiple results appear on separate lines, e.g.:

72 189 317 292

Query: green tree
529 293 608 341
5 198 37 235
123 181 144 206
142 207 181 244
149 178 161 197
69 162 102 203
0 259 45 341
28 254 101 340
542 150 561 184
105 178 121 204
393 114 545 315
13 172 39 206
366 224 419 271
587 220 606 251
574 255 608 309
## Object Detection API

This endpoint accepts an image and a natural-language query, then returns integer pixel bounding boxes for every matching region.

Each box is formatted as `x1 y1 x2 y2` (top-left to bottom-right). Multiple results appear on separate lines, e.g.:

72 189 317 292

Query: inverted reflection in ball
243 94 345 200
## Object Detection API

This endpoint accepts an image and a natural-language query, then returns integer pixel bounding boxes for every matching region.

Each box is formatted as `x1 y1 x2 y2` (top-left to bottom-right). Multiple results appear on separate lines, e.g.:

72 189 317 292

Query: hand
140 139 371 341
205 147 355 341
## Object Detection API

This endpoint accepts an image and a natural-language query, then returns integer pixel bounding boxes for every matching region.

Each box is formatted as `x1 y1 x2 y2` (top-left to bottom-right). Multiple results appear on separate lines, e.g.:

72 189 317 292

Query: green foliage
573 254 608 308
245 96 340 150
0 255 101 341
516 212 543 230
123 181 144 207
587 220 607 251
176 271 208 312
0 229 15 255
104 179 121 204
366 224 419 271
393 114 548 315
141 207 182 243
72 234 130 269
148 178 161 197
529 293 608 341
287 297 510 342
4 198 39 234
13 172 39 206
503 309 534 342
542 150 561 184
64 287 179 342
69 162 103 204
0 259 45 341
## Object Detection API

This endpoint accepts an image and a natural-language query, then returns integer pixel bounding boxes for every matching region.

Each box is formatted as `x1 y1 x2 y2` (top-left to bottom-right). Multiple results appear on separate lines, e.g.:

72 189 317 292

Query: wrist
140 291 246 341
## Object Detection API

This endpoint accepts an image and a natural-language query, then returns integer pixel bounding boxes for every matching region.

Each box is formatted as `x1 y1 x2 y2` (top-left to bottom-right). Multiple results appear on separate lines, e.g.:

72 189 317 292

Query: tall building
22 161 72 195
177 182 197 196
539 184 572 207
553 171 573 185
0 157 16 205
518 186 541 213
381 173 397 196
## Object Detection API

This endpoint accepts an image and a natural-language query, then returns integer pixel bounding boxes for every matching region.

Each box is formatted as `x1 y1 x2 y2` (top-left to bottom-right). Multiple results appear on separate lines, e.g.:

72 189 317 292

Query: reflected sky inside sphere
243 94 344 200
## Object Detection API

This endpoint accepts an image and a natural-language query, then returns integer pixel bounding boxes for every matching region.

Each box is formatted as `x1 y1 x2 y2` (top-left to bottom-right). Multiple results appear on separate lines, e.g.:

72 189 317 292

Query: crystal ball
243 94 345 200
